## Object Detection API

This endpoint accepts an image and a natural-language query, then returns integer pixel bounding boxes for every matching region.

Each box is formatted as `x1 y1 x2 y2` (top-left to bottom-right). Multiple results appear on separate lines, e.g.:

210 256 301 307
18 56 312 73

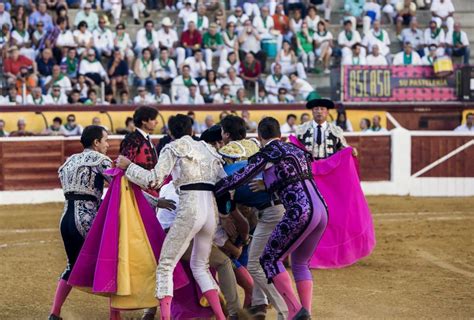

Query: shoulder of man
295 121 312 137
328 122 345 137
163 135 194 157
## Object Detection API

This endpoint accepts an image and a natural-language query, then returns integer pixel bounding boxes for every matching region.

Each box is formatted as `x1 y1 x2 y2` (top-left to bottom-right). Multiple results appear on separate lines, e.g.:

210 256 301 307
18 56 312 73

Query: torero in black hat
305 98 335 110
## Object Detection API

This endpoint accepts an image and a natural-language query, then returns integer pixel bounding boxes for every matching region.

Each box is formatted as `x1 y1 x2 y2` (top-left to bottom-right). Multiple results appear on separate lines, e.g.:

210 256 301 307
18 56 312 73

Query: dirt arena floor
1 196 473 319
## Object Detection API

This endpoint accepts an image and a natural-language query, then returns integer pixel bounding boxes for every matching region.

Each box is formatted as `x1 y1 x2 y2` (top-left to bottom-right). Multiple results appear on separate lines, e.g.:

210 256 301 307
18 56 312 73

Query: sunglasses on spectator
99 21 105 24
53 88 60 91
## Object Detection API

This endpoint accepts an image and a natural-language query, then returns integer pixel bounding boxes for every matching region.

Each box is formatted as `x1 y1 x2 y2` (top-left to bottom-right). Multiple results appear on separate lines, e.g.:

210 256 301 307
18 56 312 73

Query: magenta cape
288 136 376 269
68 168 189 293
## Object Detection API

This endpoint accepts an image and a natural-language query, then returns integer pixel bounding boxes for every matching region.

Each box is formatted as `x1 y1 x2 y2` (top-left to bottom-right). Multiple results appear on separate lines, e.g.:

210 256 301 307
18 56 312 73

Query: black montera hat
306 98 335 109
200 125 222 143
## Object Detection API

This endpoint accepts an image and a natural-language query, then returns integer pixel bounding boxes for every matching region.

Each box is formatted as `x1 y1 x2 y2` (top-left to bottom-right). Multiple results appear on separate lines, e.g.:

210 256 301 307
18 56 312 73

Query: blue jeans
134 77 157 92
447 47 470 64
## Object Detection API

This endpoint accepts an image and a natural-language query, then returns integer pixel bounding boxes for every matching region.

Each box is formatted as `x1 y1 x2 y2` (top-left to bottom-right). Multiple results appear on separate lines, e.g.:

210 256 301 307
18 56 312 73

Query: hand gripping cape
68 168 189 309
289 136 376 269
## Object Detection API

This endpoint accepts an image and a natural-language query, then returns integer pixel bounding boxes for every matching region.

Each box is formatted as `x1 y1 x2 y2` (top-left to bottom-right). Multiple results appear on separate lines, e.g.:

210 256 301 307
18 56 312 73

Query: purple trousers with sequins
260 180 328 282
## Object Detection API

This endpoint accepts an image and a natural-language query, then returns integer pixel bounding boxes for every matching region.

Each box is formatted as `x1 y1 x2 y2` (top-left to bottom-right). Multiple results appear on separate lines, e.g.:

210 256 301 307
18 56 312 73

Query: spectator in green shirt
296 22 316 71
203 23 224 71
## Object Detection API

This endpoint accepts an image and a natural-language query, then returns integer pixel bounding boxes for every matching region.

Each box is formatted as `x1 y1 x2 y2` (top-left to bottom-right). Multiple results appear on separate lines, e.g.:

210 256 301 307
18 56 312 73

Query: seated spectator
73 21 93 57
184 50 207 82
300 112 311 123
3 86 23 105
171 64 199 102
134 48 156 91
401 18 424 57
242 110 257 133
274 41 306 79
11 19 35 60
334 110 353 132
371 115 387 132
102 0 122 25
93 16 114 58
0 119 9 137
103 88 117 105
363 0 381 35
296 22 315 71
239 52 261 88
74 3 98 31
92 116 110 131
203 23 224 70
26 86 47 105
4 46 34 86
80 49 109 86
200 70 221 103
431 0 454 32
313 21 334 74
395 0 417 38
153 48 177 88
0 23 11 52
152 83 171 104
36 48 56 89
290 72 318 101
265 62 291 103
116 116 135 134
393 41 422 65
221 22 239 62
133 86 154 105
454 113 473 132
213 84 234 103
9 118 35 137
253 86 269 103
53 17 76 61
421 44 438 66
135 20 159 56
119 90 131 104
338 20 362 58
16 66 37 96
272 4 291 43
32 21 47 50
280 114 297 134
305 6 321 33
75 74 90 99
220 67 244 96
201 115 215 132
45 84 68 104
176 84 205 104
61 114 83 136
359 118 371 132
424 19 445 57
12 6 29 32
113 23 134 66
239 19 267 71
106 50 128 95
445 23 470 64
156 17 180 63
253 6 282 52
366 44 388 65
123 0 149 25
290 8 304 35
218 51 240 77
44 64 72 94
68 89 83 104
178 1 194 25
234 88 251 104
185 4 209 32
227 6 249 33
276 87 295 103
0 4 12 30
60 47 80 81
178 21 203 64
84 88 100 105
29 2 54 32
187 111 203 134
342 43 367 65
362 20 391 58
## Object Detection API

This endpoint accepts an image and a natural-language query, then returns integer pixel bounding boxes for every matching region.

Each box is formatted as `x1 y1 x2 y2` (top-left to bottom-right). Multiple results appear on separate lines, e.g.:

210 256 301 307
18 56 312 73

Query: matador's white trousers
155 190 219 298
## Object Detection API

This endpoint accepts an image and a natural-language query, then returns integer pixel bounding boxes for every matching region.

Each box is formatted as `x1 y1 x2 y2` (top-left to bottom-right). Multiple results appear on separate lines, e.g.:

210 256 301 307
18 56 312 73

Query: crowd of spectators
0 0 469 107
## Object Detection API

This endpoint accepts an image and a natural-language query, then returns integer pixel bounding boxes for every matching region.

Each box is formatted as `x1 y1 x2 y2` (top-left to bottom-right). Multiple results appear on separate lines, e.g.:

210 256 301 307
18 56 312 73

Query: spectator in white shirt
157 18 179 58
431 0 454 32
113 23 134 65
220 67 244 96
424 20 445 56
26 86 47 105
3 86 23 105
280 114 297 134
395 0 417 37
454 113 473 132
273 40 307 79
73 3 99 31
445 23 470 64
276 87 295 103
401 18 424 57
253 6 283 52
265 62 291 103
152 83 171 104
362 0 381 35
200 70 221 103
171 64 199 102
338 20 363 58
45 84 68 104
342 43 367 65
371 115 388 132
44 64 72 94
239 19 267 71
313 21 334 74
185 4 209 32
123 0 149 25
184 50 207 82
133 86 155 104
421 44 438 66
134 48 156 92
176 84 205 104
154 48 178 88
11 19 35 60
73 21 93 57
0 3 12 30
61 114 83 136
79 48 109 85
227 6 249 33
93 16 114 58
393 41 422 65
218 51 240 77
213 84 234 103
289 73 315 101
359 118 371 132
54 17 75 59
366 44 388 65
362 20 391 58
178 1 194 24
135 20 159 56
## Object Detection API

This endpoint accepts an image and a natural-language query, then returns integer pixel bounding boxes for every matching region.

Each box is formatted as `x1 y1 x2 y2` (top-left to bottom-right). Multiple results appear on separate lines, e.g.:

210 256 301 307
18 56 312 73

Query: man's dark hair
53 117 62 124
67 114 76 121
81 125 106 148
125 117 133 126
287 114 297 121
258 117 281 140
168 114 193 139
467 113 473 119
133 106 158 128
220 115 246 140
57 17 66 25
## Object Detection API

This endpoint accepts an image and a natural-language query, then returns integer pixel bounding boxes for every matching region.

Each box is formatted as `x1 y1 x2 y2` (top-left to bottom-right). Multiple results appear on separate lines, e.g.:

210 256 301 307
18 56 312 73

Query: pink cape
288 136 376 269
68 168 189 294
